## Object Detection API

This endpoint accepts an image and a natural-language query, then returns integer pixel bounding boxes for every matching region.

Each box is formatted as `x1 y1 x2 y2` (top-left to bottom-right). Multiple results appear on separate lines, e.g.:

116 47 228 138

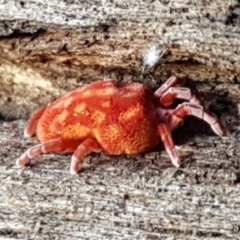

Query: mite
16 77 225 174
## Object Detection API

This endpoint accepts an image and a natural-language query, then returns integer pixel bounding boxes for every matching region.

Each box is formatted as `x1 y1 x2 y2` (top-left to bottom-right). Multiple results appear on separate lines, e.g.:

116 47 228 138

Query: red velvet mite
16 77 225 174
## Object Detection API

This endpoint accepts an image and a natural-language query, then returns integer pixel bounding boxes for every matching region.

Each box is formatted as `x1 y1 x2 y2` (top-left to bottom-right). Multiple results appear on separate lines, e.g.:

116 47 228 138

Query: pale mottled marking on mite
81 87 116 98
91 110 106 124
62 124 91 139
80 90 92 97
48 109 69 134
119 104 142 122
62 96 73 108
56 130 61 135
55 109 69 123
74 103 86 113
82 111 90 116
99 87 116 96
108 124 121 138
95 124 121 143
49 123 56 133
101 101 111 108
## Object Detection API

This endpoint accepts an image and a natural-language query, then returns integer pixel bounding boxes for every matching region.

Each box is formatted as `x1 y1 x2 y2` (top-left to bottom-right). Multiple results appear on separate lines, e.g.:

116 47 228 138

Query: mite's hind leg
16 138 62 167
24 106 47 137
70 138 100 174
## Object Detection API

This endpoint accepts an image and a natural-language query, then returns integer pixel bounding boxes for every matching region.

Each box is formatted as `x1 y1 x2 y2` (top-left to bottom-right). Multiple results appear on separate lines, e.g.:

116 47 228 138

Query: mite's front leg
154 76 184 99
158 87 201 108
168 103 225 136
157 123 180 167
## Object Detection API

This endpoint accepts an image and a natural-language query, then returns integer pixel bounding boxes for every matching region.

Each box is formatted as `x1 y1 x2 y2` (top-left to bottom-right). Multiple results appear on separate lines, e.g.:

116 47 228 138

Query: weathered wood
1 120 240 239
1 0 240 119
0 0 240 239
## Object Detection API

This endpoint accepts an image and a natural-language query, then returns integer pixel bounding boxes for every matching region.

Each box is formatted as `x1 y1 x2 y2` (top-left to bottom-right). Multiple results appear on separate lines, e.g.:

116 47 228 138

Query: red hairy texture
36 80 160 154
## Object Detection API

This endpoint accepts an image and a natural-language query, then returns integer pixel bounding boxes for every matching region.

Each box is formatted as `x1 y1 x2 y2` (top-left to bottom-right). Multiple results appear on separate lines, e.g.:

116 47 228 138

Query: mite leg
70 138 100 174
16 138 62 167
158 87 201 108
158 123 180 167
24 106 47 137
168 102 225 136
154 76 184 98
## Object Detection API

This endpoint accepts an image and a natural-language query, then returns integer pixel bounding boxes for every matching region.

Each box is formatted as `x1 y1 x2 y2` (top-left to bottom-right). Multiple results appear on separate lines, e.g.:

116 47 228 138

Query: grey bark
0 0 240 239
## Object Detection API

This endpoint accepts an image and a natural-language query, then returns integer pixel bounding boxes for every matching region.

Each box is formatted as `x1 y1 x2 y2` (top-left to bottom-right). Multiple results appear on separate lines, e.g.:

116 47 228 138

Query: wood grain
0 0 240 239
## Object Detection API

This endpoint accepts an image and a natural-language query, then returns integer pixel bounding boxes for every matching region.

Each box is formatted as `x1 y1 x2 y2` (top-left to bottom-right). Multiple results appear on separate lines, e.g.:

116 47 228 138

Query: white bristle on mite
142 45 165 68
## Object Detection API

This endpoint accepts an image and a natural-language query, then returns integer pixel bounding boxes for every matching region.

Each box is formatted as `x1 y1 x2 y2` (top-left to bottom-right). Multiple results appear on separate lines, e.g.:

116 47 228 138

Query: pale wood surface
0 0 240 239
